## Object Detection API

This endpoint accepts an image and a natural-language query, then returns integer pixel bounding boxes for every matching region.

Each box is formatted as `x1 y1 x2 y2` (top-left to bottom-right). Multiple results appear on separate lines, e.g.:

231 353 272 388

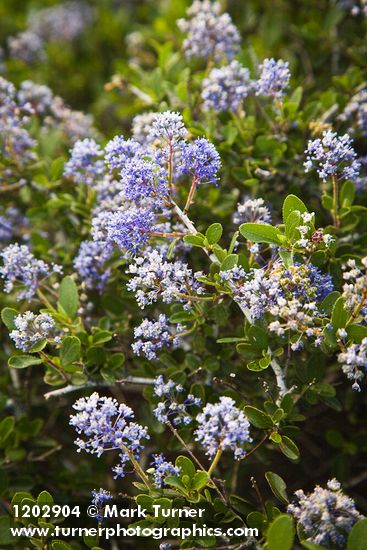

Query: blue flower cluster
288 479 363 547
202 61 252 112
64 138 105 186
0 243 62 301
194 396 252 459
304 130 361 182
233 197 272 225
90 488 112 522
153 375 201 426
255 58 291 100
179 138 221 185
73 240 114 291
126 249 204 309
10 311 56 352
177 0 240 62
131 314 186 360
338 338 367 391
149 454 180 488
70 393 149 479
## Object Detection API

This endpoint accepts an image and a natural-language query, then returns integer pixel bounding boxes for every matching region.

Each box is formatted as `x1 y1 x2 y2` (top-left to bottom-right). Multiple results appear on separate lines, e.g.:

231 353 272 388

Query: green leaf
240 223 281 245
221 254 238 271
331 297 349 330
347 324 367 343
52 542 74 550
279 249 293 267
282 195 308 223
320 291 340 315
191 471 209 490
244 406 273 428
206 223 223 245
60 336 81 366
1 307 18 330
279 436 300 460
301 542 325 549
265 472 289 504
340 180 355 208
285 211 301 240
8 355 43 369
58 276 79 319
0 417 15 444
37 491 54 506
183 235 205 247
175 456 196 479
347 518 367 550
266 514 295 550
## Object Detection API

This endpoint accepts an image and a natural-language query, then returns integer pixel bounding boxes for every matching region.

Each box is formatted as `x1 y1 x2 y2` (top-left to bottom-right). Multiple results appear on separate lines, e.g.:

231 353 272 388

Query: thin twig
44 377 155 400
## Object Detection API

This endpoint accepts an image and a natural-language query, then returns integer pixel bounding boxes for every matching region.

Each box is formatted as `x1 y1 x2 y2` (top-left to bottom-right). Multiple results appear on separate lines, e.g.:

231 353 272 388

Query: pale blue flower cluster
17 80 54 115
0 243 62 300
153 375 201 426
121 158 168 202
233 197 272 225
338 338 367 391
73 240 114 291
202 61 253 112
132 314 186 360
0 207 28 243
150 454 181 488
91 488 112 522
288 479 363 547
7 31 45 64
194 396 252 459
179 138 221 184
304 130 361 182
70 392 149 479
126 249 204 309
104 136 144 171
64 138 105 186
220 262 333 345
255 58 290 100
0 76 37 166
148 111 188 144
339 89 367 137
7 2 93 65
10 311 55 352
177 0 240 62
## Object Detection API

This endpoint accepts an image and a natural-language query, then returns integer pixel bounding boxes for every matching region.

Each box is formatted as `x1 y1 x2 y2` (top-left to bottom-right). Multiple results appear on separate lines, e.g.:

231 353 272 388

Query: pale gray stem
44 377 155 400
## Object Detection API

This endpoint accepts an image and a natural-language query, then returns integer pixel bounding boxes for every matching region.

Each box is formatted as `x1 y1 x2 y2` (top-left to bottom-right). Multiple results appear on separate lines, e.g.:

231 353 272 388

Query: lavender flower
0 208 28 243
194 397 252 459
148 111 188 144
73 240 114 291
64 138 105 186
220 262 333 344
10 312 55 352
150 454 180 488
121 158 169 202
131 112 159 144
0 77 37 166
28 1 94 42
126 250 204 308
91 489 112 522
304 130 361 183
255 58 290 100
338 338 367 391
70 393 149 479
288 479 363 547
132 314 186 360
17 81 53 115
93 207 157 254
7 31 45 64
177 0 240 62
233 197 272 225
341 258 367 320
178 138 221 185
152 375 201 426
104 136 143 171
0 243 62 300
202 61 253 112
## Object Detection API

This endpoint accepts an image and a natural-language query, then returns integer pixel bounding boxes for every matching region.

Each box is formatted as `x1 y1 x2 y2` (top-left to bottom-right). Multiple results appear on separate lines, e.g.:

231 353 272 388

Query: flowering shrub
1 1 367 549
